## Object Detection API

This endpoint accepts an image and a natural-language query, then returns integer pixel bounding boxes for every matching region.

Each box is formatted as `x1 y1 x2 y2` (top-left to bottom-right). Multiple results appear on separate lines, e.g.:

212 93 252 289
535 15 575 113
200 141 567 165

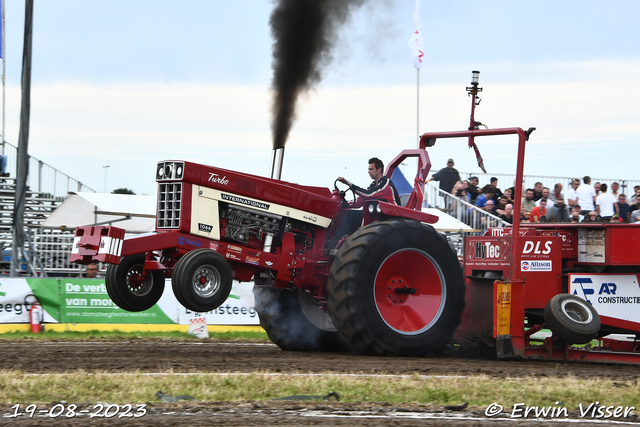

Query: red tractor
71 145 466 356
72 72 640 363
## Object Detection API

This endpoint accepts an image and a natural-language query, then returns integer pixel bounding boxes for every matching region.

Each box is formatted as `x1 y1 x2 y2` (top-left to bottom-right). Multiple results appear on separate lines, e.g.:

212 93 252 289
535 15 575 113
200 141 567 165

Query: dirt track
2 340 640 426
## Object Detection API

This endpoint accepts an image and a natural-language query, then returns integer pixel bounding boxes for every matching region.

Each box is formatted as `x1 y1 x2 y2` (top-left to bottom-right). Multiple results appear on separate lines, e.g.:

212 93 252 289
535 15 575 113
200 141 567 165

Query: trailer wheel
327 219 466 356
253 286 349 352
172 249 233 312
105 254 165 312
543 294 600 344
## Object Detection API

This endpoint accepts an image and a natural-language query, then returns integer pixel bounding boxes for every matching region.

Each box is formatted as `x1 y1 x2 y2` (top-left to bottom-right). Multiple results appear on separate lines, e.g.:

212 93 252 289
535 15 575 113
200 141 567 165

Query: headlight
368 204 375 214
156 161 185 181
376 204 382 213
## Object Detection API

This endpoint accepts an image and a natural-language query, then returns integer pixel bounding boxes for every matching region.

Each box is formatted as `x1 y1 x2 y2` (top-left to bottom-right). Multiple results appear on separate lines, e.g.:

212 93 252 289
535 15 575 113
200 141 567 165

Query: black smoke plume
270 0 365 149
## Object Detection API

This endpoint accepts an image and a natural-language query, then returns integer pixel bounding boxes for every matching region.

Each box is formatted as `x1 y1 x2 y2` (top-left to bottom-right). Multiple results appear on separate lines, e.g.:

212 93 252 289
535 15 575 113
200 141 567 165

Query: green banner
27 279 175 324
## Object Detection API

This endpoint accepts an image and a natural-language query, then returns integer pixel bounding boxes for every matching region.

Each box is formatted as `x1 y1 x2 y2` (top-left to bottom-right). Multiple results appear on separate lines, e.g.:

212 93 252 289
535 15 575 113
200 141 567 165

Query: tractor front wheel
105 254 165 312
172 249 233 312
328 219 466 356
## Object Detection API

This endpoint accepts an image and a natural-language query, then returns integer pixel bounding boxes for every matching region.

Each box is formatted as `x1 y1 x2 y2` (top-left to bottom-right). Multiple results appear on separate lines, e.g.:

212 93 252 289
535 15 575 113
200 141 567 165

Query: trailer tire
544 294 600 344
253 286 350 352
172 249 233 312
105 254 165 312
327 219 466 356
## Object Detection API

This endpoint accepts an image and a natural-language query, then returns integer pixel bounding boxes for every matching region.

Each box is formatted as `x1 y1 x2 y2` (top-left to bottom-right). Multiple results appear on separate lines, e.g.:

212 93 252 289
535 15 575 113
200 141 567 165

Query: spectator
629 185 640 204
499 203 514 224
610 214 622 223
475 185 496 209
631 208 640 223
495 196 510 216
483 200 495 213
428 158 460 194
480 200 496 228
576 176 597 215
519 205 529 223
452 180 468 201
529 199 548 223
614 194 631 222
567 178 580 208
0 154 8 177
629 195 640 222
503 188 514 204
547 195 569 222
506 178 523 202
594 182 601 195
549 183 563 205
532 182 544 201
585 211 599 222
467 176 480 204
521 188 536 220
535 187 551 207
595 183 615 221
450 180 469 215
85 261 100 279
610 182 621 201
569 205 583 222
490 177 503 201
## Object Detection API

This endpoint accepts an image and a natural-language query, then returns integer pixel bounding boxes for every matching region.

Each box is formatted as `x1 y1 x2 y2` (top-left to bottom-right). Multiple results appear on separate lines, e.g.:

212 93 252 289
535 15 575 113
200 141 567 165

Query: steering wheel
334 179 357 208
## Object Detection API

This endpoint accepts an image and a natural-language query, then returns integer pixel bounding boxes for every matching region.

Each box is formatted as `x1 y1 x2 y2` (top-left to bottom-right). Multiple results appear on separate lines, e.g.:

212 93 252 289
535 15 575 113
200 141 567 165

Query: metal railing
425 185 510 233
3 141 96 200
457 171 640 199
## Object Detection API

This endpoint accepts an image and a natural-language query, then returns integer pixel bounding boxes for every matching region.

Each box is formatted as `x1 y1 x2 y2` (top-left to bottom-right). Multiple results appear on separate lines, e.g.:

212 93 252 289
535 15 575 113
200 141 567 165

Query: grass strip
0 329 269 342
0 371 638 409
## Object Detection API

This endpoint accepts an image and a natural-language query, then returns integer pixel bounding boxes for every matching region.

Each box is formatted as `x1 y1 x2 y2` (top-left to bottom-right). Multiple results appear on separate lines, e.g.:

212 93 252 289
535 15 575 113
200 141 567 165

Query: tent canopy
42 192 157 233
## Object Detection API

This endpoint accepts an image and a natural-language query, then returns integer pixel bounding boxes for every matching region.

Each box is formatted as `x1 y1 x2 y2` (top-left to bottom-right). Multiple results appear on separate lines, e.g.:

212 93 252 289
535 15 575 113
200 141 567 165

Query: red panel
609 226 640 264
180 161 342 219
515 236 563 309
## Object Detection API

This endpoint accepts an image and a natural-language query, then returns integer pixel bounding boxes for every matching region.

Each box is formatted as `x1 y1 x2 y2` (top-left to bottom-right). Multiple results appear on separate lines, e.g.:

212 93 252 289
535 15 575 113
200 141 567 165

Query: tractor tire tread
328 218 465 356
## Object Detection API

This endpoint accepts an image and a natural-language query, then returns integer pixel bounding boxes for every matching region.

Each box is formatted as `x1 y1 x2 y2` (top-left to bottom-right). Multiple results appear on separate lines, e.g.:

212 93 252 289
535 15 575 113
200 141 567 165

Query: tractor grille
157 182 182 229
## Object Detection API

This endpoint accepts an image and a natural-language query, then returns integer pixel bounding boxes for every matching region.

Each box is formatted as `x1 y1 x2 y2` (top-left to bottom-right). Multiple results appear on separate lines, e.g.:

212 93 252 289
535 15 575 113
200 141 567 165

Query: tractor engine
219 204 282 250
219 204 316 255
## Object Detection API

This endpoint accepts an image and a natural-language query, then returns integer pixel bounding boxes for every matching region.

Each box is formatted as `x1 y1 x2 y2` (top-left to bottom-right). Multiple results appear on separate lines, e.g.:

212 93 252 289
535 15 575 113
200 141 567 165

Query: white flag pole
409 0 423 147
417 68 419 146
2 0 5 154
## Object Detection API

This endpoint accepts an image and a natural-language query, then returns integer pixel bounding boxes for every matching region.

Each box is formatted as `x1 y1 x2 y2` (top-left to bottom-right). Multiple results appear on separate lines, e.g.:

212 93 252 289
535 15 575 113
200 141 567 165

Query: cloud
5 59 639 194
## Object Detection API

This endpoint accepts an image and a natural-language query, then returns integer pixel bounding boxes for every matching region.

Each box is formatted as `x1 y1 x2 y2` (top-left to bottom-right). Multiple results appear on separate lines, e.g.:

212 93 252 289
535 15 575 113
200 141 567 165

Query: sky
2 0 640 195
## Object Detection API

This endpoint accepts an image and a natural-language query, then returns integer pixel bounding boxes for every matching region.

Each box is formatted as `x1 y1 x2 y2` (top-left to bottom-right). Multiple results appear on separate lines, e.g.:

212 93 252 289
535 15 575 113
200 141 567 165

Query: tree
112 188 136 195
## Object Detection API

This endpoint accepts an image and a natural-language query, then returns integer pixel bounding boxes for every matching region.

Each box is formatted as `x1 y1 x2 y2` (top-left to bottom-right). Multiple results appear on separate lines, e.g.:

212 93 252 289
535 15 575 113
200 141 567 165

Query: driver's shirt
351 177 401 205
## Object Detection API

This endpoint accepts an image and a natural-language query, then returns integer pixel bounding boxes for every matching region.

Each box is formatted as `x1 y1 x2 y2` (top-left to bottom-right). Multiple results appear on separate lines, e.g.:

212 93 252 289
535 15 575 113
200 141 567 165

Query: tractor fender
377 201 439 224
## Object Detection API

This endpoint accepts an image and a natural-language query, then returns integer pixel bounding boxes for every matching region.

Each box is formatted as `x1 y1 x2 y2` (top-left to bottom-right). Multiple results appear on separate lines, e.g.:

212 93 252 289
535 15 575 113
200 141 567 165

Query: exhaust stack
270 147 285 180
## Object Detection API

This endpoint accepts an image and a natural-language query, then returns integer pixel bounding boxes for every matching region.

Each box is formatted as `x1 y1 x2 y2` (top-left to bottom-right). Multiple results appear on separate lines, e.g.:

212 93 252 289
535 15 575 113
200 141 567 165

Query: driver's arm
352 177 397 205
337 177 352 187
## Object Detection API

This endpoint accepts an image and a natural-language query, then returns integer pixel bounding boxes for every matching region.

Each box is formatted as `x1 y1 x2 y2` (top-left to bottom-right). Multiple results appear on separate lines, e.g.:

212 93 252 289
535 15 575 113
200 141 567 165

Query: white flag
408 0 424 69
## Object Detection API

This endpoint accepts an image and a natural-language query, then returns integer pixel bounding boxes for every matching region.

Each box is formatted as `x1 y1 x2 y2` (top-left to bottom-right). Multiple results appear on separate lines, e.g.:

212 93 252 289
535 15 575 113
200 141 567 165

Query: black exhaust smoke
269 0 366 178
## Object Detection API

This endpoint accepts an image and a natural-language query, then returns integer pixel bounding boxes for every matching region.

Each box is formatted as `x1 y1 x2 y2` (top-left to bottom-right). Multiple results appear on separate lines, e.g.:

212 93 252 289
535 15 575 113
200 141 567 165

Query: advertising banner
569 274 640 324
0 277 259 326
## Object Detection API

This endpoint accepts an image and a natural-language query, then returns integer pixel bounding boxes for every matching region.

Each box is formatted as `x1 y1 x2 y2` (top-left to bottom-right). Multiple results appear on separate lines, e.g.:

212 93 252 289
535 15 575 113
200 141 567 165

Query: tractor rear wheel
253 286 349 352
328 219 466 356
105 253 165 312
544 294 600 344
172 249 233 312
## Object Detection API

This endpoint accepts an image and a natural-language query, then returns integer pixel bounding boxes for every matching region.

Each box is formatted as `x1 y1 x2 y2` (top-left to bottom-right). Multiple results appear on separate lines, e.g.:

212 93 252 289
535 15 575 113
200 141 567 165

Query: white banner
569 274 640 324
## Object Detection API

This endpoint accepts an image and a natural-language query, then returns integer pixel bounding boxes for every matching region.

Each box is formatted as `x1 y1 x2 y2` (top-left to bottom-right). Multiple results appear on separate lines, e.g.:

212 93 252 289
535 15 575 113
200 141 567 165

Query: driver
338 157 401 206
